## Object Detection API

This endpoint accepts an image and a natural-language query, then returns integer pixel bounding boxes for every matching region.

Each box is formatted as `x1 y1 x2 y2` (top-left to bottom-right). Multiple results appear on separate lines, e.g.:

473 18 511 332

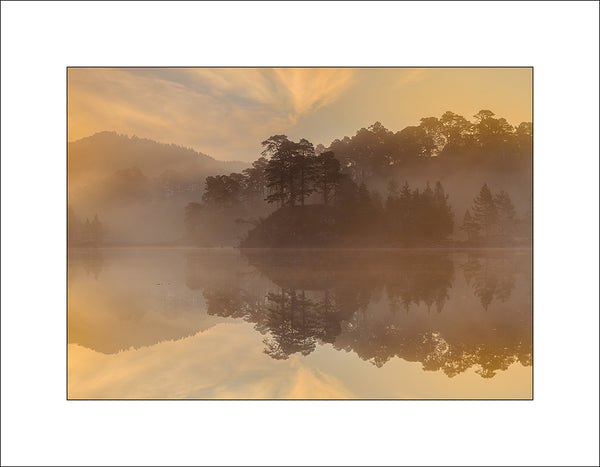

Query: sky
68 67 532 162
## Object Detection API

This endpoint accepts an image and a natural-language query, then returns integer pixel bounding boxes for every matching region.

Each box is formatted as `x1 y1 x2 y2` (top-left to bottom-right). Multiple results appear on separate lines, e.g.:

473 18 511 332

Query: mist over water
68 247 531 399
68 110 532 247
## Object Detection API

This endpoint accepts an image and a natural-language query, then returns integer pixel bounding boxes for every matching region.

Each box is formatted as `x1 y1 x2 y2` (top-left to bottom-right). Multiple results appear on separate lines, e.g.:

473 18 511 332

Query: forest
67 205 105 246
184 109 532 247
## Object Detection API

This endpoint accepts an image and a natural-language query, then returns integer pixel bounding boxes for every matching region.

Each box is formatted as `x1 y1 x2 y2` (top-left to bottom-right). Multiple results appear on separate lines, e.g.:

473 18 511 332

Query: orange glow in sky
68 67 532 162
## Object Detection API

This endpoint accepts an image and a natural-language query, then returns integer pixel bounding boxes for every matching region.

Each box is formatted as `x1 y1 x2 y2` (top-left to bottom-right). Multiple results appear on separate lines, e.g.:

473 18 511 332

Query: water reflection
68 248 229 354
461 252 520 310
68 248 105 281
187 249 531 378
68 247 532 398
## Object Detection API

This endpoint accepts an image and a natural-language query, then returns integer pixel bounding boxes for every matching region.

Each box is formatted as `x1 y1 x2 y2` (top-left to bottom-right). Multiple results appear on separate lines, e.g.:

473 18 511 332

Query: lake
67 247 532 399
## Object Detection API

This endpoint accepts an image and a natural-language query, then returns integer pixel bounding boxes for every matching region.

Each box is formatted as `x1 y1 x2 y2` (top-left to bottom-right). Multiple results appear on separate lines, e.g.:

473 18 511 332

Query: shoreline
67 244 533 252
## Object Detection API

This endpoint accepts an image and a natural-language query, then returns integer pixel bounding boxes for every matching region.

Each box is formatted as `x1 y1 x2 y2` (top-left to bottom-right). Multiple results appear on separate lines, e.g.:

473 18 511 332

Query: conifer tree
494 190 516 238
420 181 435 237
293 139 318 207
398 182 412 238
262 135 292 207
385 180 400 211
315 151 342 205
472 183 497 238
433 181 454 238
242 157 268 202
461 209 479 241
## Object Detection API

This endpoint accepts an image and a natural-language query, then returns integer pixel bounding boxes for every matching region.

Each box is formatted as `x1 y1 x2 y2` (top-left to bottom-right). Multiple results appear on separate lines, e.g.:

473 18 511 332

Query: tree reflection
461 253 517 310
68 248 104 282
188 249 531 378
386 255 454 314
262 289 320 359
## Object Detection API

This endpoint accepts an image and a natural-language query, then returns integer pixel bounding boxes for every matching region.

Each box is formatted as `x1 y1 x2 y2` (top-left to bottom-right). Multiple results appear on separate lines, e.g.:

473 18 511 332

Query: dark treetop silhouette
182 110 531 249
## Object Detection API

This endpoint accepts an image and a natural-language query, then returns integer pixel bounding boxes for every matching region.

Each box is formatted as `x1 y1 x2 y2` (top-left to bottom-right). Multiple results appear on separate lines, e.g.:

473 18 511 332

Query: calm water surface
68 247 532 399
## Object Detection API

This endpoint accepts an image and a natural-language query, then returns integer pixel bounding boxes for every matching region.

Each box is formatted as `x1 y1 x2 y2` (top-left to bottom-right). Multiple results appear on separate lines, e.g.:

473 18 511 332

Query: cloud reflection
68 322 354 399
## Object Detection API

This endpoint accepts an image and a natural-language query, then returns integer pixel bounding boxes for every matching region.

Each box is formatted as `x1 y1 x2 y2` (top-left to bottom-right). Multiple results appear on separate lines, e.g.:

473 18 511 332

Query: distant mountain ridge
68 131 248 180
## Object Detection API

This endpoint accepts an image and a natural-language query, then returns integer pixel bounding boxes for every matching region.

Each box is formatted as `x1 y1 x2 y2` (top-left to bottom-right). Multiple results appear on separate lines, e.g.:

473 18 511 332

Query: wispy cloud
394 68 428 87
68 68 355 161
68 67 532 162
274 68 354 115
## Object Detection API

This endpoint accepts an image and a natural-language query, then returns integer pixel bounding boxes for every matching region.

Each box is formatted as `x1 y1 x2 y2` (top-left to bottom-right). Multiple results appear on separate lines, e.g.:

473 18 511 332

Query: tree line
191 108 531 212
461 183 520 242
326 110 531 182
192 135 344 210
185 109 531 246
68 205 105 246
186 134 456 245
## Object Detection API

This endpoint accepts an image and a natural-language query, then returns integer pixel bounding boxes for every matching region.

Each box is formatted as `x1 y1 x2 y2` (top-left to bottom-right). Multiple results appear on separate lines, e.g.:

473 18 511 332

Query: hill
68 132 250 244
68 131 247 183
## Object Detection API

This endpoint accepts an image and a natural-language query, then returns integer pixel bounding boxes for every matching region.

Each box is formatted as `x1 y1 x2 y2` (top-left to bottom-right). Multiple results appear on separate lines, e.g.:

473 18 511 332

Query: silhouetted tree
202 174 244 209
90 214 104 245
184 108 532 248
262 135 293 207
515 121 533 158
460 209 479 241
242 157 268 202
394 125 427 163
293 138 318 206
439 111 473 153
419 117 445 156
384 179 400 236
73 213 105 246
432 181 454 237
494 190 516 238
397 182 413 238
471 183 497 238
315 151 343 205
384 180 453 242
472 110 515 157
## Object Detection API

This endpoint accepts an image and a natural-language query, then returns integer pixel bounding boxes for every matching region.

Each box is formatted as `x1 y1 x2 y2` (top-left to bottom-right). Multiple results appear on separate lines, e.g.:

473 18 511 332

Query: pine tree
494 190 516 238
262 135 293 207
461 209 479 241
315 151 342 205
385 180 400 212
432 181 454 238
242 157 268 202
472 183 497 238
398 182 412 239
293 138 318 206
420 181 435 238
